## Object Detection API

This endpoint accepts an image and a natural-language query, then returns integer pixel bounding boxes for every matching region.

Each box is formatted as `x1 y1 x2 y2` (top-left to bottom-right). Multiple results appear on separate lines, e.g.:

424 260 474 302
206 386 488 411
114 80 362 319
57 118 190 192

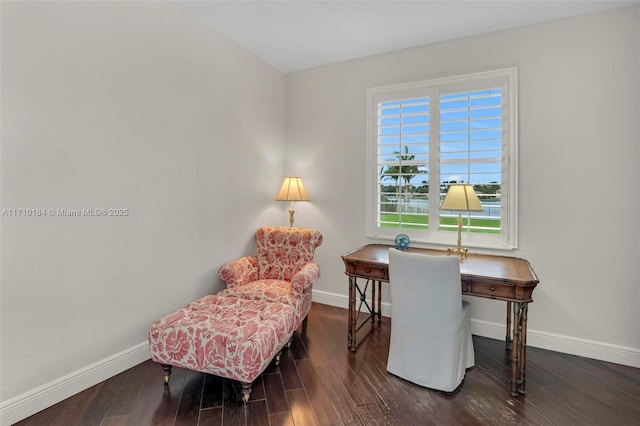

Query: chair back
387 248 473 392
388 248 462 333
256 226 323 281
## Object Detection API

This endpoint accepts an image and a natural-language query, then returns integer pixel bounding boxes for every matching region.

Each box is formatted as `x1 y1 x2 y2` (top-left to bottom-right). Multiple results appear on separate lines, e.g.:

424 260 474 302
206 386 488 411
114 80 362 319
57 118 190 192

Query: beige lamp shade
440 184 484 211
275 176 310 201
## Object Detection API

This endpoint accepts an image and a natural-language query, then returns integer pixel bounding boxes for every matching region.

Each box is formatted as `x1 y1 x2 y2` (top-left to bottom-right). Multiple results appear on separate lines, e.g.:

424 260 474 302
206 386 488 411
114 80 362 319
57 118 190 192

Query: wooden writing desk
341 244 539 396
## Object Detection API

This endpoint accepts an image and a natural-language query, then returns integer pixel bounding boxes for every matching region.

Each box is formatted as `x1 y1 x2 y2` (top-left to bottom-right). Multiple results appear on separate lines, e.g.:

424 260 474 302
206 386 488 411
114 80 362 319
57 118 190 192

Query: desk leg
348 276 357 352
377 280 382 321
371 279 376 322
510 302 529 396
506 301 512 350
510 302 521 396
519 303 529 395
370 280 382 322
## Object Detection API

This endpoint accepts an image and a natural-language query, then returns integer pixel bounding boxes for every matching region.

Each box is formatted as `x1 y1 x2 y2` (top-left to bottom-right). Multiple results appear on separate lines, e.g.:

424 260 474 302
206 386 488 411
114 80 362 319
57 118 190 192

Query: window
366 68 518 249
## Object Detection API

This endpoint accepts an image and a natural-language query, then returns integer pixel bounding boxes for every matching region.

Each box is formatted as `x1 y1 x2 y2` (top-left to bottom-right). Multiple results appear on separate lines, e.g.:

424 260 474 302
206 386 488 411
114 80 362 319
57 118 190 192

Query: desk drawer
349 263 388 281
467 281 515 299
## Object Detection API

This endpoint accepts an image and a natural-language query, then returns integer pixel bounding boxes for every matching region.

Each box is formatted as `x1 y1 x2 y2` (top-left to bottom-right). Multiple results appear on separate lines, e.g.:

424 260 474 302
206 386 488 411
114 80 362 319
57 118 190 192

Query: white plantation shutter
437 85 504 235
377 96 430 229
439 89 502 185
367 68 518 249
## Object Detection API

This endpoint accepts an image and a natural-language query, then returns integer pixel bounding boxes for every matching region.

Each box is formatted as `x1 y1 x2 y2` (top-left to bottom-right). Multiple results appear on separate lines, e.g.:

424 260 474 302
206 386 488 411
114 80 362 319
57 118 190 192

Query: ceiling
174 1 638 73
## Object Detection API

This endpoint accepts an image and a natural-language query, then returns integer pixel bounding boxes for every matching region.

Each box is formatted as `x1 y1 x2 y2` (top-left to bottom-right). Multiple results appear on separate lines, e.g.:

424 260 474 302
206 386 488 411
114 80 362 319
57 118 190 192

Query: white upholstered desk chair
387 248 475 393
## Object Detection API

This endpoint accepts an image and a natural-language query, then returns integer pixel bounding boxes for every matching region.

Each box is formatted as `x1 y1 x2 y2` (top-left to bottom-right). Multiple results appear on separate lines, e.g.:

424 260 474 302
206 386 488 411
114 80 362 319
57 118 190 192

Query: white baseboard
312 289 640 368
469 318 640 367
0 342 150 426
313 288 393 316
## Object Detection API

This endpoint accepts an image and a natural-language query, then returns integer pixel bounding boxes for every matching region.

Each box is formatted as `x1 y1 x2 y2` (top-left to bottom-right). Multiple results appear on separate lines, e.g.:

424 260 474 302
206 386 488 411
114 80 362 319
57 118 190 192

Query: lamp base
447 246 469 261
287 208 296 227
447 211 468 261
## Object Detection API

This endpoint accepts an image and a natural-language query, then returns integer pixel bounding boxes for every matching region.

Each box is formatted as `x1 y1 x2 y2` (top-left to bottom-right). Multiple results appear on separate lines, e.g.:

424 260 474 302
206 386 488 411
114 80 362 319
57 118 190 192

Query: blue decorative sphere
394 234 410 250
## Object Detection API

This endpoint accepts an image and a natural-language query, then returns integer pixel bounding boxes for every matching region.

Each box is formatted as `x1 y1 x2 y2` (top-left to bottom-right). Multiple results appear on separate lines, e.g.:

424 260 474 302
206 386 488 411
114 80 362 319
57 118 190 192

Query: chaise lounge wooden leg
241 382 252 402
275 349 283 366
162 364 172 386
286 336 293 349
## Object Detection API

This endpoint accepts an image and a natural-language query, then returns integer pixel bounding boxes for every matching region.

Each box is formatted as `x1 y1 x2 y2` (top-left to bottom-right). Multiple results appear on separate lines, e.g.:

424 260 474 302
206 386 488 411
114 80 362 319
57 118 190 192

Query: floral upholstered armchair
218 226 323 327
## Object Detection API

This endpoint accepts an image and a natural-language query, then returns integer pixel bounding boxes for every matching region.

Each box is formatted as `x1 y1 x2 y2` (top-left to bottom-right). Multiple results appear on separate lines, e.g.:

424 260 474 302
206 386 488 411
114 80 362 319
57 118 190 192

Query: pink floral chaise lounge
218 226 323 327
149 226 322 402
149 294 296 402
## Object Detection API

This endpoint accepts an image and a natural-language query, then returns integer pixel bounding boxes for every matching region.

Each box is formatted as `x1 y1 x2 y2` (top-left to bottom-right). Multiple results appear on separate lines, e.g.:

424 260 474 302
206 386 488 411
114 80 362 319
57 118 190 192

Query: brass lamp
440 184 484 260
275 176 310 227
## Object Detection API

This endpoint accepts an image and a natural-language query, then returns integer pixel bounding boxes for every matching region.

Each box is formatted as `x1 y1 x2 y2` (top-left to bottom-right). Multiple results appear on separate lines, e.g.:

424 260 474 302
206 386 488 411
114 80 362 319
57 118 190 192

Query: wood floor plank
294 358 340 425
49 383 101 426
285 388 318 426
372 368 441 424
268 411 295 426
345 358 399 414
126 362 189 426
197 407 222 426
296 315 335 368
244 400 270 426
104 359 153 417
329 354 378 408
149 367 188 425
278 350 303 391
174 369 205 426
100 414 130 426
263 373 288 414
572 356 640 400
221 400 245 426
289 329 309 361
354 403 387 426
314 365 362 425
80 369 129 425
201 374 225 409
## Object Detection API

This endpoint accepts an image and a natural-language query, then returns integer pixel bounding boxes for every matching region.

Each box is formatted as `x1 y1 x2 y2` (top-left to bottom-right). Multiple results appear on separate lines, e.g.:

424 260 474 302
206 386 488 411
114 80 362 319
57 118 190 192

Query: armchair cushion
218 278 313 326
219 279 297 306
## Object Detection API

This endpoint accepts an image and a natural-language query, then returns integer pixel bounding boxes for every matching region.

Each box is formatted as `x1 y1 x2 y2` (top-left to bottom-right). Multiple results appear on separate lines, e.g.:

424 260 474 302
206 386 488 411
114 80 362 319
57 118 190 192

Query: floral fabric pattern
255 227 322 281
218 227 323 326
290 262 321 297
218 279 314 325
219 256 258 288
219 280 295 305
148 295 295 384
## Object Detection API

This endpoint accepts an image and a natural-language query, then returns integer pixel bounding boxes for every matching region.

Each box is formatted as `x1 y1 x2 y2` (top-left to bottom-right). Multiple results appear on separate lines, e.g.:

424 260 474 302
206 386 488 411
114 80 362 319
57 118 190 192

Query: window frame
365 68 518 250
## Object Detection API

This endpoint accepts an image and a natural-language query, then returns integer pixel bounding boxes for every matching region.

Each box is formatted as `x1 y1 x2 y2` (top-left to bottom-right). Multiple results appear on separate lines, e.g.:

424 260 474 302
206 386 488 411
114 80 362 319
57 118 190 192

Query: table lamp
275 176 310 227
440 184 484 260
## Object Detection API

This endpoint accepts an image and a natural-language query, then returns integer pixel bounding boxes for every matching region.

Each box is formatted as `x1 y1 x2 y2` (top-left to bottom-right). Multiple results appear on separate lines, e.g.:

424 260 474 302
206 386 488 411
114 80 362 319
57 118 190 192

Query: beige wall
1 0 285 406
287 6 640 360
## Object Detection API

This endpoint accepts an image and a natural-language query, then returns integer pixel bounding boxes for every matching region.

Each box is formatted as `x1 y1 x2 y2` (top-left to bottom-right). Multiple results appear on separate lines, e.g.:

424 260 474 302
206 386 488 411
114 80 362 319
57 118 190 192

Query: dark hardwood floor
15 303 640 425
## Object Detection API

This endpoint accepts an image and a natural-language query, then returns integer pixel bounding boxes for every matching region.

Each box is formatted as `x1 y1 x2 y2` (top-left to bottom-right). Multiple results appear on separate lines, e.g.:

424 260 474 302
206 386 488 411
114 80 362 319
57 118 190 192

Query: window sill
366 233 517 254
